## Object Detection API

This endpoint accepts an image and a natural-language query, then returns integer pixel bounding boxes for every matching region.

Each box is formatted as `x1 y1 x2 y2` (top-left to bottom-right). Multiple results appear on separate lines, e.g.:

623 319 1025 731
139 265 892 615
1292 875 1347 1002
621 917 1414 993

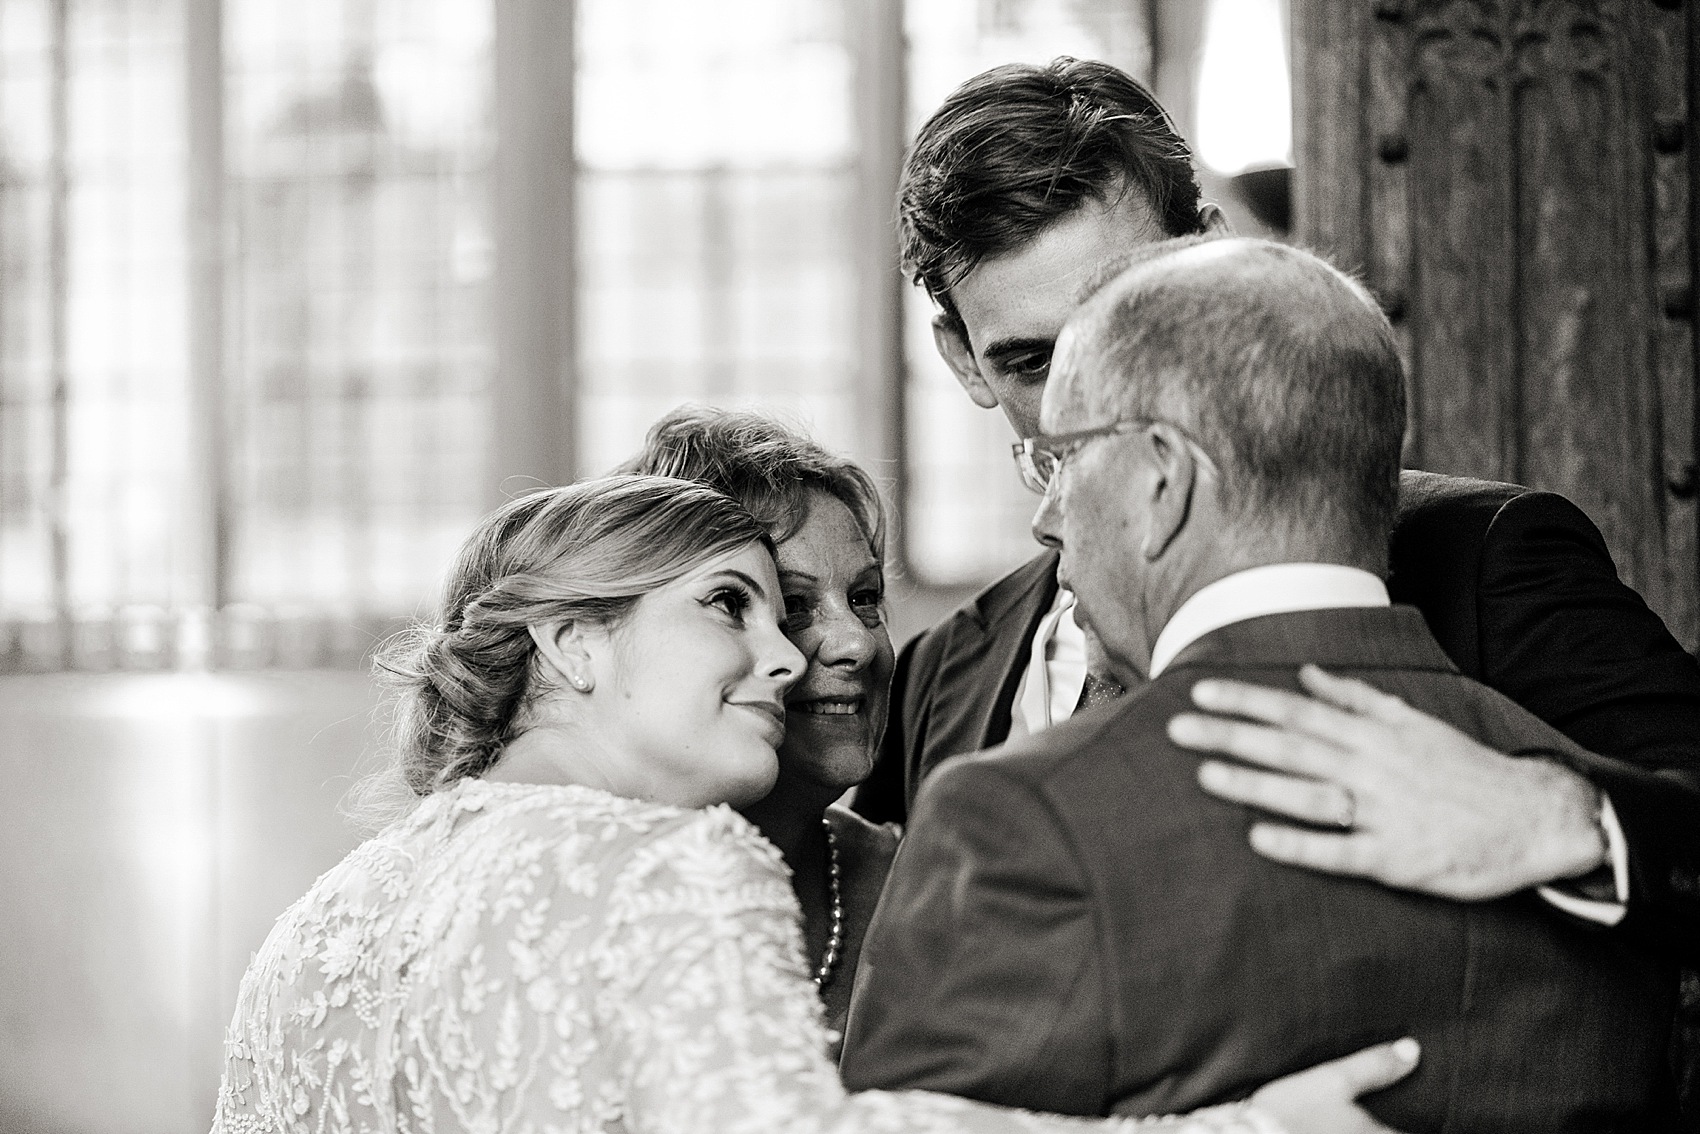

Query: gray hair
1062 237 1406 569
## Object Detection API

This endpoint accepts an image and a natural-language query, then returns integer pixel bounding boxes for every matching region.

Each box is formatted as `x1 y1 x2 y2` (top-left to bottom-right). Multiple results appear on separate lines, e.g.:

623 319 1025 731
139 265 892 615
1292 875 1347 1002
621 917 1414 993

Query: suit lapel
923 552 1060 772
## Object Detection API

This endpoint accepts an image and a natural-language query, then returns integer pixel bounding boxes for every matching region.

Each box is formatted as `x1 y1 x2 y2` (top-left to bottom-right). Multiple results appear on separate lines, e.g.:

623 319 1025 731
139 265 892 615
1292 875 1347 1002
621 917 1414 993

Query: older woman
213 474 1417 1134
617 407 898 1035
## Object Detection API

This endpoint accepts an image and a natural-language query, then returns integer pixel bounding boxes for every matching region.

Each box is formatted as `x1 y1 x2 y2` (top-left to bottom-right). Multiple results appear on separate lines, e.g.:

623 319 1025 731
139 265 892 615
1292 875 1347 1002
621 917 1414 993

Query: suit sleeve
1476 491 1700 948
838 759 1111 1115
1538 744 1700 951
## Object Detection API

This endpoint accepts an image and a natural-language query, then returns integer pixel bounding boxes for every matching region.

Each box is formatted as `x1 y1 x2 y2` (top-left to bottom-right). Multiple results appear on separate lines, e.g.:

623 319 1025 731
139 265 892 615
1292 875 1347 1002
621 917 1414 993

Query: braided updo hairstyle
372 475 772 803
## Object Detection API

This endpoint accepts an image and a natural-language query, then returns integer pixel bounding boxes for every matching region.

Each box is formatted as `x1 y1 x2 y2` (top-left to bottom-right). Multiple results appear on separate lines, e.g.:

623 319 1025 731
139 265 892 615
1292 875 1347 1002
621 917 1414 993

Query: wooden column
492 0 576 499
1294 0 1699 649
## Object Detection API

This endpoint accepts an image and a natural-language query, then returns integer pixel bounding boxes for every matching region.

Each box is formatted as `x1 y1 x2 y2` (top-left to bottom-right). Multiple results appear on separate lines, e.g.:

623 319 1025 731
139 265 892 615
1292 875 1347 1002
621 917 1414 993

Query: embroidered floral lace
213 778 1281 1134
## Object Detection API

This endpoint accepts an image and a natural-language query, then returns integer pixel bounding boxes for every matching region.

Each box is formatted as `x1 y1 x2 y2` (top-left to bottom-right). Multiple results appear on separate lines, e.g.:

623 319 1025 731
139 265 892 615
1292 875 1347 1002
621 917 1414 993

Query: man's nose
1031 487 1064 549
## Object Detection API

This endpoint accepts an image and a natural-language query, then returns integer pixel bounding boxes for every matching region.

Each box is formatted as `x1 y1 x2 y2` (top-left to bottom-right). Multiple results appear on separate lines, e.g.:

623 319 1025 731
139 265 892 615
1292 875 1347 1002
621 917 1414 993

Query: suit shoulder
1394 470 1619 559
1394 465 1604 533
1478 483 1611 547
940 680 1196 792
1420 669 1603 758
1396 469 1524 527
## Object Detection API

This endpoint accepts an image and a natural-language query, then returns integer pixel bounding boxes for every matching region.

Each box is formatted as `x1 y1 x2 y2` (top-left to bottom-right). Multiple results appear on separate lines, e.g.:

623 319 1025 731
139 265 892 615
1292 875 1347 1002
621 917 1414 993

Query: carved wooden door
1293 0 1698 649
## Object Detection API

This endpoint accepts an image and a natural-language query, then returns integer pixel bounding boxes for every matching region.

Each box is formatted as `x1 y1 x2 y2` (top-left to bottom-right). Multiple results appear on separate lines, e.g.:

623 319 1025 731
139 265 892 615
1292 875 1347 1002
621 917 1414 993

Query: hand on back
1168 665 1607 901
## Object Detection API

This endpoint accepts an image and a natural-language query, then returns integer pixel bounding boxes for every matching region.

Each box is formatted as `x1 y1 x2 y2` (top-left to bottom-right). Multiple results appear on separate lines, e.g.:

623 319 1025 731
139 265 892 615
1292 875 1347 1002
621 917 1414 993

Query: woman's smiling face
774 491 895 793
589 540 804 809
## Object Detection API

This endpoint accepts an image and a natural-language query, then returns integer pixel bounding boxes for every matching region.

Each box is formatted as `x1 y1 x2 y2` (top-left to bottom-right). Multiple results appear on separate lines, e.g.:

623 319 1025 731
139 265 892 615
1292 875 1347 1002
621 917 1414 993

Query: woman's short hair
613 406 886 564
367 474 771 808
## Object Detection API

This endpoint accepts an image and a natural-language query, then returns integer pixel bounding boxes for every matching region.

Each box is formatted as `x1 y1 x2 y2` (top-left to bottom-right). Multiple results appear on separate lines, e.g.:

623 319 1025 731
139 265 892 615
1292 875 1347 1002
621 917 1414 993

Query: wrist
1531 759 1609 883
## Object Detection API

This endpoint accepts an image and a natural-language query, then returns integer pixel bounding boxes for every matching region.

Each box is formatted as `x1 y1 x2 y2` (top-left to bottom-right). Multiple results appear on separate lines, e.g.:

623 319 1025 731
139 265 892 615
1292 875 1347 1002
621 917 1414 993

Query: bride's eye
704 585 752 622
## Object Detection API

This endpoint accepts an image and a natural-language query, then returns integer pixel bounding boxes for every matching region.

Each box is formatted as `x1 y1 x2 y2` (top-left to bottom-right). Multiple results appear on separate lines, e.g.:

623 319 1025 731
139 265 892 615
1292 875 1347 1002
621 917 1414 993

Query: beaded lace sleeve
208 783 1288 1134
604 808 1285 1134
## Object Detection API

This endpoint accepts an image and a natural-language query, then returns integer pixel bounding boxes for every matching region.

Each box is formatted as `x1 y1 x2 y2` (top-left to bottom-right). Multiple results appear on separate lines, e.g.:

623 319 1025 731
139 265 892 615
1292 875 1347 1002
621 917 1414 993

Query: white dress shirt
1012 563 1628 924
1006 588 1088 740
1148 563 1391 677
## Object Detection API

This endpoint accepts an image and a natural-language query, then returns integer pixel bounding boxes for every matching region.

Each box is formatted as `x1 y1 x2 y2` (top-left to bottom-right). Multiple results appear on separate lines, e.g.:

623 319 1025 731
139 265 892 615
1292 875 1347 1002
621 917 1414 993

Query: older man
840 239 1678 1130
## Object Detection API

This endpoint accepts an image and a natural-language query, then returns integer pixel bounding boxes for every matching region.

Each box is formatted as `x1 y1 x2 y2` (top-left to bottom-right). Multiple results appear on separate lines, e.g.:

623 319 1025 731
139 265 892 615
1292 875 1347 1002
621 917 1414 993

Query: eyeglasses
1010 419 1152 495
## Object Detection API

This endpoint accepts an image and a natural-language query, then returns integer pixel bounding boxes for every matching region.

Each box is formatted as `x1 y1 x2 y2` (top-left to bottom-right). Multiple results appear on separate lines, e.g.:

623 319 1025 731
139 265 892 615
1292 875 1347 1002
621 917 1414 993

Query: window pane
901 0 1151 584
0 0 196 668
0 0 60 635
225 0 494 659
1194 0 1291 176
575 0 868 476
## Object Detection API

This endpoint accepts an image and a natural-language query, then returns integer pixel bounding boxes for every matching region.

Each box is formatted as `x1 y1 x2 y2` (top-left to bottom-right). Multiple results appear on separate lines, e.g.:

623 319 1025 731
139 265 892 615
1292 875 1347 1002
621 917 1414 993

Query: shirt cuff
1535 794 1628 926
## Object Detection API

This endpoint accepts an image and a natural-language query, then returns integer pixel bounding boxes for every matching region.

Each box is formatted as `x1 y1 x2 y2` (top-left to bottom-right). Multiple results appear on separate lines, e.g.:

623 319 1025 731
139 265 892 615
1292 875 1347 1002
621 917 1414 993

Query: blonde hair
357 475 771 820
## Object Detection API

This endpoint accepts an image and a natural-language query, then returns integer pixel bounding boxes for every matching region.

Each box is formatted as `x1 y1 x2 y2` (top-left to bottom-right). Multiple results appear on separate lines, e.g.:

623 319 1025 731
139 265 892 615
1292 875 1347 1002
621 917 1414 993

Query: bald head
1047 237 1406 570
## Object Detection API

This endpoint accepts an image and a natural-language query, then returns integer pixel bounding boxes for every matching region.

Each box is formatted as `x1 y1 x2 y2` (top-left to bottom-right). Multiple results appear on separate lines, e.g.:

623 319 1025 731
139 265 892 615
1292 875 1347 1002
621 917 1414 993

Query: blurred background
2 0 1695 1130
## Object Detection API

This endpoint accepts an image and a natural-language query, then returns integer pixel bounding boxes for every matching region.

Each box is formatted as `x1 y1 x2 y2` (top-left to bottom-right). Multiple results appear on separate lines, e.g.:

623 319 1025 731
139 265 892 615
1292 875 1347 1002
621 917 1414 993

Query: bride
211 474 1416 1134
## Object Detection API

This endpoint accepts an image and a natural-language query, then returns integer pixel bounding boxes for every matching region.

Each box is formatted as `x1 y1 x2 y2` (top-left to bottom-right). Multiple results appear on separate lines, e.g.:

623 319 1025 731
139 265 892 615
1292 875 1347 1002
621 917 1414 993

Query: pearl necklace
814 816 845 989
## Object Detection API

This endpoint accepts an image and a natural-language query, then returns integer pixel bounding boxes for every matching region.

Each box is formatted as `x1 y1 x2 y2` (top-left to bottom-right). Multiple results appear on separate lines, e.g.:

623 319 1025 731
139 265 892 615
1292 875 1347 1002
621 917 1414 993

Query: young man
853 59 1700 946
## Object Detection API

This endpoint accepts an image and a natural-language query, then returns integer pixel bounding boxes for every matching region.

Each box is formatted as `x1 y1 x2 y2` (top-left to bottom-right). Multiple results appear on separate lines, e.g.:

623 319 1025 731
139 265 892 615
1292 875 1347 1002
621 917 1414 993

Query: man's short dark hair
899 58 1206 330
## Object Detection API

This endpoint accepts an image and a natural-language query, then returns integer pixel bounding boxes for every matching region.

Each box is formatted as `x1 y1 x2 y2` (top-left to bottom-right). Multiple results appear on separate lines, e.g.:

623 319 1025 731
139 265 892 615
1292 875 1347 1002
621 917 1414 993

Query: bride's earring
528 621 595 695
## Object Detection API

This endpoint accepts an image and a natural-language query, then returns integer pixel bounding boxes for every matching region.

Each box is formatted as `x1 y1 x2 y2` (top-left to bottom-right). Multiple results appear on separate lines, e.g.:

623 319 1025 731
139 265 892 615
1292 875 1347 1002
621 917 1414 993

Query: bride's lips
731 699 787 740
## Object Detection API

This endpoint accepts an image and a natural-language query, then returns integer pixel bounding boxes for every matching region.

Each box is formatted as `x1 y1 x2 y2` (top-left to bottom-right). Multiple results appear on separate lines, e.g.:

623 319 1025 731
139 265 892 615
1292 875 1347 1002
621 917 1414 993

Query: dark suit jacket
840 607 1680 1131
853 471 1700 945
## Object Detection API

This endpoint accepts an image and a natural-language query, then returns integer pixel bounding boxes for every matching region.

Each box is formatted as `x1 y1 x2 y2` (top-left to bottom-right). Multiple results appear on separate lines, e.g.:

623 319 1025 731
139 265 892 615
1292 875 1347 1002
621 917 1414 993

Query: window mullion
492 0 577 499
183 0 227 667
46 0 69 669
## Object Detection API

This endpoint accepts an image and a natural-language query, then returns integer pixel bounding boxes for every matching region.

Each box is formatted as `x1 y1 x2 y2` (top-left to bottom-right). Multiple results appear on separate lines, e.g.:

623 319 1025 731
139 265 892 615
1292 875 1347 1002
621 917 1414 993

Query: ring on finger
1333 787 1357 830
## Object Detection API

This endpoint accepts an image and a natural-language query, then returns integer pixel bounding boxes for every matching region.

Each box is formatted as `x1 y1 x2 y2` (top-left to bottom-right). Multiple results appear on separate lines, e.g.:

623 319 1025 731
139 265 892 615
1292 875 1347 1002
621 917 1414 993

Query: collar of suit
1017 563 1392 730
1149 563 1391 677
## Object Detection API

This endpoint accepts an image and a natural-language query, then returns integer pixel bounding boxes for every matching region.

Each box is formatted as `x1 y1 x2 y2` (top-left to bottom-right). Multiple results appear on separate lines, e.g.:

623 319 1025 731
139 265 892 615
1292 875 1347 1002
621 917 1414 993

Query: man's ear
529 620 596 693
1198 201 1232 234
932 314 1000 410
1139 424 1199 562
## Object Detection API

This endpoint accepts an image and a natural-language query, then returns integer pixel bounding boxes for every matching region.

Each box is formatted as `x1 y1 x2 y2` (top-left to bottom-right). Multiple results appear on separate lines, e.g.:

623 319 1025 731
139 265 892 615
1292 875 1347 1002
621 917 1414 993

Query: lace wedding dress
212 778 1278 1134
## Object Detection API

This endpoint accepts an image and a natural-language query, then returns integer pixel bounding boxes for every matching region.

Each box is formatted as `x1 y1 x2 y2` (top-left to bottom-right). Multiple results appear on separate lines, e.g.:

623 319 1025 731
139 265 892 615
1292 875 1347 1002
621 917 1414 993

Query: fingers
1246 822 1380 878
1169 713 1350 778
1248 1036 1422 1134
1297 665 1415 724
1196 761 1356 827
1322 1037 1422 1096
1188 677 1382 750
